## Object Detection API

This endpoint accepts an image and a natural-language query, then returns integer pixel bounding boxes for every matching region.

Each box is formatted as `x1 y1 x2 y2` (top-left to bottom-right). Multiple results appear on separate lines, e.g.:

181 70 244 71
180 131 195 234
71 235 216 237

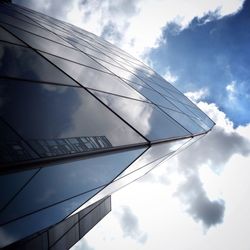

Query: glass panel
0 41 78 86
0 26 25 45
82 138 191 209
0 119 38 166
186 106 215 129
120 139 191 177
90 90 192 141
2 24 112 73
0 16 73 48
161 94 200 118
0 147 145 225
0 169 38 210
0 79 146 161
0 5 40 25
160 107 206 134
0 190 99 248
125 82 184 111
41 52 146 100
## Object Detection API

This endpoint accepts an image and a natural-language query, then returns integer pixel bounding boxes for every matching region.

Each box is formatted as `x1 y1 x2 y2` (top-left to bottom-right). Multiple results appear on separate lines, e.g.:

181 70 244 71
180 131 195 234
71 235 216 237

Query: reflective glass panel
0 168 38 210
2 24 112 73
0 26 24 45
82 138 191 208
90 90 192 141
0 41 78 86
186 106 215 129
125 82 184 111
0 190 99 248
0 5 40 25
0 17 73 48
42 52 146 100
0 147 145 225
0 79 146 160
160 107 205 134
0 119 38 166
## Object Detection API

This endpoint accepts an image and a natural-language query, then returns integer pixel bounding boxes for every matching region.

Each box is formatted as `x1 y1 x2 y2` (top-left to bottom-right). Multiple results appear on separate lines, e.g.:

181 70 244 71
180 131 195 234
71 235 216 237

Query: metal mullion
1 3 50 30
157 105 206 134
0 146 148 227
0 21 75 50
0 76 83 89
38 50 111 74
86 87 152 104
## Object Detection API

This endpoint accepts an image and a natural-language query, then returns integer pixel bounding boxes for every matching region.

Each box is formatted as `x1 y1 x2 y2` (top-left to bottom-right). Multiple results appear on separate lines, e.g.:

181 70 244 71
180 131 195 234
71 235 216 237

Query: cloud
15 0 244 59
163 67 179 84
171 93 250 229
71 239 94 250
185 88 209 102
149 0 249 125
14 0 74 20
176 173 225 228
116 206 148 244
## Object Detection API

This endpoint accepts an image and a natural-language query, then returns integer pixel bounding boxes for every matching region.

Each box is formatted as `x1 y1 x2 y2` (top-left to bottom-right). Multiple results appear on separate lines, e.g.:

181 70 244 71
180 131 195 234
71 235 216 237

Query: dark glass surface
0 147 145 225
42 52 147 100
0 168 38 210
0 189 99 248
2 24 112 73
0 26 24 45
0 5 40 25
0 15 73 48
0 119 38 165
91 90 192 141
0 79 146 159
0 41 78 86
160 107 205 134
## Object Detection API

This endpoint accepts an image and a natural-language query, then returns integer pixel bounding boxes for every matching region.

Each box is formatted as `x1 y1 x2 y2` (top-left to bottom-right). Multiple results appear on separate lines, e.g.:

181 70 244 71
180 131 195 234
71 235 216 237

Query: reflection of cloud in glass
67 88 146 146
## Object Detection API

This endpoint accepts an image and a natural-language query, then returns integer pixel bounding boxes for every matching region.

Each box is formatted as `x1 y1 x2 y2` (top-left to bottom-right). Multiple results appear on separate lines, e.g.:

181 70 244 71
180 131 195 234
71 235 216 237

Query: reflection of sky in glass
0 190 99 248
0 80 145 149
0 41 77 85
0 147 145 225
42 52 146 100
73 138 191 213
91 90 192 141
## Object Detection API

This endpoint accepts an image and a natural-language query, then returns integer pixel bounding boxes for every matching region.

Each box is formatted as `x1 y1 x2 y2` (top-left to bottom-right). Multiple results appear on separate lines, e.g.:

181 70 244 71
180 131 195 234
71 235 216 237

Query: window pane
160 107 206 134
0 190 99 248
82 139 190 208
90 90 192 141
0 147 145 225
125 82 184 111
0 41 78 86
0 119 38 166
41 52 146 100
0 168 38 210
0 26 24 45
0 16 73 47
0 5 39 25
2 24 113 73
0 79 146 161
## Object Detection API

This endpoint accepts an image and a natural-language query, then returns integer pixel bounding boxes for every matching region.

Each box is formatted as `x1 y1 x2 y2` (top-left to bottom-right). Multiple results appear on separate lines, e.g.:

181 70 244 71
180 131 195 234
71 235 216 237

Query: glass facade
0 1 215 249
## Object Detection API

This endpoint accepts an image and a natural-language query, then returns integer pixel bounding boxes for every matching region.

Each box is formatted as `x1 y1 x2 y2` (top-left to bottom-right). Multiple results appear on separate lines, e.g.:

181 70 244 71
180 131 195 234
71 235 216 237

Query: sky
12 0 250 249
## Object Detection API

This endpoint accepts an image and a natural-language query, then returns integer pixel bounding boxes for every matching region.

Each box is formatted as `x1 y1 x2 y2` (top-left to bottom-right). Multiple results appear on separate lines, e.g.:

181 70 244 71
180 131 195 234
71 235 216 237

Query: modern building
0 1 215 249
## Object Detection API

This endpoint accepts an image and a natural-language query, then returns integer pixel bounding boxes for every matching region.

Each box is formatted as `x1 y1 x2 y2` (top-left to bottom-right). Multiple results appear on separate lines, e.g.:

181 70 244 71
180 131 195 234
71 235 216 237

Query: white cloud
185 88 209 102
115 206 148 244
15 0 244 59
226 81 237 102
163 67 179 83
